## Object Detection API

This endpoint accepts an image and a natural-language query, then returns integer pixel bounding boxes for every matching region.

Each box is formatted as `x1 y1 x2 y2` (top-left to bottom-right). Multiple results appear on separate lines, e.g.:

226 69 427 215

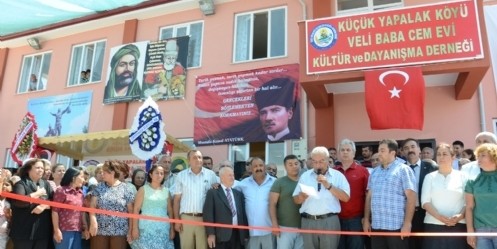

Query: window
233 7 287 63
160 21 204 68
337 0 403 15
229 144 249 163
178 138 196 149
17 52 52 93
67 40 106 86
3 149 19 168
493 119 497 135
56 154 74 167
229 141 287 179
266 142 286 166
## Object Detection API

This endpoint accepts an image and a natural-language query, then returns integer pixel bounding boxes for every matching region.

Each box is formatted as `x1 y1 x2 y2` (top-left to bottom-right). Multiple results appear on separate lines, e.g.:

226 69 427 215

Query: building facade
0 0 496 171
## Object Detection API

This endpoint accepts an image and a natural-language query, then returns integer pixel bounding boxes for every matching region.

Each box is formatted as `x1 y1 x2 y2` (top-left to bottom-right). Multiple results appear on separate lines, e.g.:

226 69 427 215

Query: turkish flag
162 141 174 156
364 66 425 130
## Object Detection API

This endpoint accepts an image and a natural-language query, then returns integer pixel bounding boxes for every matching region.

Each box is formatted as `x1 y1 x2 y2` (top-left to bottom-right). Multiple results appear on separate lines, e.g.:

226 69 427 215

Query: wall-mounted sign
306 0 483 74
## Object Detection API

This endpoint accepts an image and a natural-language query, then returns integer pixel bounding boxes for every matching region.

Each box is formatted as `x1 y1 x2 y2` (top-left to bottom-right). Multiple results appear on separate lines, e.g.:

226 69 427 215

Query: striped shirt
368 160 416 230
163 172 177 195
174 167 218 214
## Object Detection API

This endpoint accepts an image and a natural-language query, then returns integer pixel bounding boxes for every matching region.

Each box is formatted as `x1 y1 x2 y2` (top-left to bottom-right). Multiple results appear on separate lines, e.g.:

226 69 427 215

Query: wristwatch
326 184 332 190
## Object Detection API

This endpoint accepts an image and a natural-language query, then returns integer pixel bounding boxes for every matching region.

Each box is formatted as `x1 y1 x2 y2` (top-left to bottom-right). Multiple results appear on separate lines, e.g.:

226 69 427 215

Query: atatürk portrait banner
194 64 301 146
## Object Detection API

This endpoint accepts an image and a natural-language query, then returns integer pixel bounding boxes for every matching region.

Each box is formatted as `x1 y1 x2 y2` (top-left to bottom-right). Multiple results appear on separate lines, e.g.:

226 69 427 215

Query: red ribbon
3 191 496 237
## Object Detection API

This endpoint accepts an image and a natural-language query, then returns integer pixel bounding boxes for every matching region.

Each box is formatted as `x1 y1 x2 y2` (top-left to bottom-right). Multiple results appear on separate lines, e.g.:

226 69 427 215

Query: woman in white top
421 143 468 249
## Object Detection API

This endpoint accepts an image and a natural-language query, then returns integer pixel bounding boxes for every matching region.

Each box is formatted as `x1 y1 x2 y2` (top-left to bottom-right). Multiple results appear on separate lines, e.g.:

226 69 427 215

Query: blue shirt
368 160 416 230
235 174 275 236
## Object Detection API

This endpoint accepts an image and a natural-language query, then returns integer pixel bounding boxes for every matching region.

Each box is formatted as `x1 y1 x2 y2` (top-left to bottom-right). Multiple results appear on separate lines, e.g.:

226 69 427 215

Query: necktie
226 188 237 217
410 164 417 171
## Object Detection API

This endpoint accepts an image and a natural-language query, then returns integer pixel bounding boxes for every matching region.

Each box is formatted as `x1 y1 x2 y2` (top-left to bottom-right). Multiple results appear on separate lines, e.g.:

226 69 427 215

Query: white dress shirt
292 168 350 215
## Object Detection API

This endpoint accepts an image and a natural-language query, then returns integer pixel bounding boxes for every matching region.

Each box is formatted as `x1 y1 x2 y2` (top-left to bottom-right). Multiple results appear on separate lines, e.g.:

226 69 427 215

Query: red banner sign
194 64 300 146
306 0 483 74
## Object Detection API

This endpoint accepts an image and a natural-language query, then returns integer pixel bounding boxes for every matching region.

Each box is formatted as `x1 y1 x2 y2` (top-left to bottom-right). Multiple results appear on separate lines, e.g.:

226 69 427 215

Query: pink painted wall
0 0 305 165
2 0 494 165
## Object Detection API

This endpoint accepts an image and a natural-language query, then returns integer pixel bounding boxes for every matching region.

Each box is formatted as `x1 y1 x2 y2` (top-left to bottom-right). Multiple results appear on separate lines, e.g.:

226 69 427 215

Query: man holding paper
293 146 350 249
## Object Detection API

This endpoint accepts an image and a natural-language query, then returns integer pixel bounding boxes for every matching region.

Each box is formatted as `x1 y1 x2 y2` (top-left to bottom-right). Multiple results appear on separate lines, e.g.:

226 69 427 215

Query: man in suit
402 138 437 249
203 165 248 249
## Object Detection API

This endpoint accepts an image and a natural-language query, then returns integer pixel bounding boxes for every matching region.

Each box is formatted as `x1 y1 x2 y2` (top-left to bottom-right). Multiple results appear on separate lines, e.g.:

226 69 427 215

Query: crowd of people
0 132 496 249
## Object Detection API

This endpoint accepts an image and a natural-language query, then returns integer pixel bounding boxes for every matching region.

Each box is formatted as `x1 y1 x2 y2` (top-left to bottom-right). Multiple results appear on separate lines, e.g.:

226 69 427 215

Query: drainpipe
478 84 486 131
298 0 307 20
298 0 308 143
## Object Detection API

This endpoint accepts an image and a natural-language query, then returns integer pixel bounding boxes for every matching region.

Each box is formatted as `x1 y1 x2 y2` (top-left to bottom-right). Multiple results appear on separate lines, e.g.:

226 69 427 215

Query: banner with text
194 64 301 146
306 0 483 74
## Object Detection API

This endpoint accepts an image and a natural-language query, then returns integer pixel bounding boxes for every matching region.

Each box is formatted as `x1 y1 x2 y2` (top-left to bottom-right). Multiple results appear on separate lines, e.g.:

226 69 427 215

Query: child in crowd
0 179 13 249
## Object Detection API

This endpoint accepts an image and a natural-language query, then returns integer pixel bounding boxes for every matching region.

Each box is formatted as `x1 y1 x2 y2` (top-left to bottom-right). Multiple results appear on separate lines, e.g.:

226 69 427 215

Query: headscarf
104 44 142 100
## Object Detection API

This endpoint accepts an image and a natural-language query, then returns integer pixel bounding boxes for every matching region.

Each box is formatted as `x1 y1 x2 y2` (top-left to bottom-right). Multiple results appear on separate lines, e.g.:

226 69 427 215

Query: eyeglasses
312 159 328 164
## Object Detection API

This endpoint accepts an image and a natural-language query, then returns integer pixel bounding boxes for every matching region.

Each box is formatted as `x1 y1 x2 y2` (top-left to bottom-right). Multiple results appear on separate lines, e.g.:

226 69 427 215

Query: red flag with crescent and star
364 66 425 130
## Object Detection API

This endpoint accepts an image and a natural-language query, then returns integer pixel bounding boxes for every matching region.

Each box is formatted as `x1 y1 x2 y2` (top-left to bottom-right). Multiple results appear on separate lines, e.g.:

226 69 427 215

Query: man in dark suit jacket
402 138 437 249
203 166 248 249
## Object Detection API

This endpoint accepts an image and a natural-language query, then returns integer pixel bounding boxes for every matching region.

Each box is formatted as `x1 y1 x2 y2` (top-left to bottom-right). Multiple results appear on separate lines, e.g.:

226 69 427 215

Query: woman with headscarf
9 158 54 249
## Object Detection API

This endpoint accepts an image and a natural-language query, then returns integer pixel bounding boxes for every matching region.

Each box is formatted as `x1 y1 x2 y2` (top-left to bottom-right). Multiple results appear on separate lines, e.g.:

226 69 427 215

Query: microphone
317 169 322 191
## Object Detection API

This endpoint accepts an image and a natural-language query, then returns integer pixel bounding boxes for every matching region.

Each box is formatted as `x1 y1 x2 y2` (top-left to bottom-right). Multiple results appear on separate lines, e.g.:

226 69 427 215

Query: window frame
3 149 19 169
56 154 74 168
336 0 403 16
178 138 196 150
66 39 107 87
159 20 204 69
232 6 288 63
17 51 52 93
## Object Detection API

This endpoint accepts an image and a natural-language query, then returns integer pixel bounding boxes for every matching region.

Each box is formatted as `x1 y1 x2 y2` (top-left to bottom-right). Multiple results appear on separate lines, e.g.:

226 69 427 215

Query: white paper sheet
298 183 319 198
